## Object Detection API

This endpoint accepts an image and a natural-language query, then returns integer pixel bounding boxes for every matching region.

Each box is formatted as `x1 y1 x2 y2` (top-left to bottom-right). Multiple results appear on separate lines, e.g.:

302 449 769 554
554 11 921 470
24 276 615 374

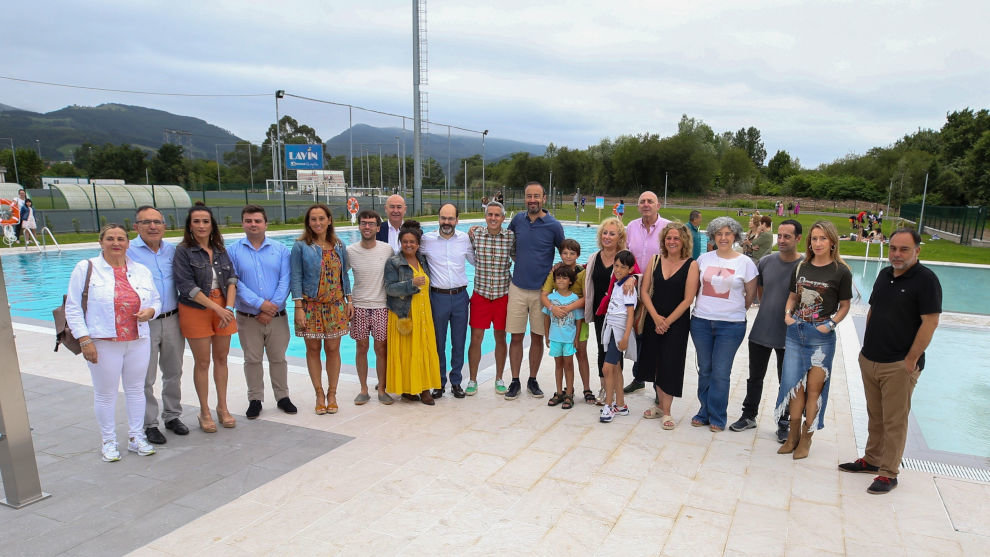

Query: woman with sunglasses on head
775 220 852 459
173 204 239 433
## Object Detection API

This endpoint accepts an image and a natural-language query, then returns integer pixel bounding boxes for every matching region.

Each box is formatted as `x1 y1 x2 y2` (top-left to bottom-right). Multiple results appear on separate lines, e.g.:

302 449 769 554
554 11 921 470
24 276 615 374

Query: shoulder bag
52 260 93 354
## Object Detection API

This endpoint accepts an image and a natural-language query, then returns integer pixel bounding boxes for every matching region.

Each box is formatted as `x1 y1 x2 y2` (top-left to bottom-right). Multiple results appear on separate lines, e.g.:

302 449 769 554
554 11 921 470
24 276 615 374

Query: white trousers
87 338 151 442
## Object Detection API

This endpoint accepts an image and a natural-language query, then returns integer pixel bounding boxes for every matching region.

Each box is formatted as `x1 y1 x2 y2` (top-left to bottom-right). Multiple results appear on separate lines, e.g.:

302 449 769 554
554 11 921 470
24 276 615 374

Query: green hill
0 103 242 160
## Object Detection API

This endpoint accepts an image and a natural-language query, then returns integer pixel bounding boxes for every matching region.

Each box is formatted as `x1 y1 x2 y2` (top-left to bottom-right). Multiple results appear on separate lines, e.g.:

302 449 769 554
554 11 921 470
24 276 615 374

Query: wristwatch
826 319 837 330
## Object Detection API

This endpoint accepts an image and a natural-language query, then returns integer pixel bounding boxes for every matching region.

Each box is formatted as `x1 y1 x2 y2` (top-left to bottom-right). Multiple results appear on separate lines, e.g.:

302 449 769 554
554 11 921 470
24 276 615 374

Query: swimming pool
0 222 604 367
846 258 990 315
910 325 990 458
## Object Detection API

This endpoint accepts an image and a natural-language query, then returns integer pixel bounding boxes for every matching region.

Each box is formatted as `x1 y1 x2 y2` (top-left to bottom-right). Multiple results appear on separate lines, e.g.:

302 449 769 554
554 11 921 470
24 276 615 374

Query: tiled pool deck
3 310 990 556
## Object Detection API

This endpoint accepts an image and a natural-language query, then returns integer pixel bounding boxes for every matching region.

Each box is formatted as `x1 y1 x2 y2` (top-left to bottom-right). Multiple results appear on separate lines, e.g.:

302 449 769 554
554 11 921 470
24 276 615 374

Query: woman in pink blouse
65 224 162 463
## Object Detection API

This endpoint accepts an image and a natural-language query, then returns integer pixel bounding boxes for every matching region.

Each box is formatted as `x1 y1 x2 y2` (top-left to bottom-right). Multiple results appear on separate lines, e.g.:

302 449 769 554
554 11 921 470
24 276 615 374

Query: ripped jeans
774 320 835 430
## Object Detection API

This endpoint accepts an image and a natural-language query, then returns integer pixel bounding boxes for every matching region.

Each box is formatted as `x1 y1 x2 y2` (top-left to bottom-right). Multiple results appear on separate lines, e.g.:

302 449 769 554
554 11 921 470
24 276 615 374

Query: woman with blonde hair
637 222 700 429
66 224 162 461
775 220 852 459
584 216 639 403
291 204 352 415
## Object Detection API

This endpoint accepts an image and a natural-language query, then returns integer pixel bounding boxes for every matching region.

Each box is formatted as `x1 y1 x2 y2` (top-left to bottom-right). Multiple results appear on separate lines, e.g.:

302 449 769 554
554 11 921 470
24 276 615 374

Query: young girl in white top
599 250 638 423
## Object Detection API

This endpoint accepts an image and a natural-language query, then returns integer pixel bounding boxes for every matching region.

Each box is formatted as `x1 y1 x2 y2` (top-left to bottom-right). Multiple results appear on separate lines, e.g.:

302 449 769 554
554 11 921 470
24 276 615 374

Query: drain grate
902 457 990 482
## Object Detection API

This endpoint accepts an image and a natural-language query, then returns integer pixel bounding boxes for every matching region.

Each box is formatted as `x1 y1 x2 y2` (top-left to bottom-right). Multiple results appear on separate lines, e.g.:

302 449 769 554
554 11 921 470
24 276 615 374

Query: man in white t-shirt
347 210 397 405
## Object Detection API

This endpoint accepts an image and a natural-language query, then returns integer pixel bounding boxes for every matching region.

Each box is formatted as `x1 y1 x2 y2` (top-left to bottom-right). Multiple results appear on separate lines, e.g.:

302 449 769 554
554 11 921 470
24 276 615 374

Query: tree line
4 109 986 208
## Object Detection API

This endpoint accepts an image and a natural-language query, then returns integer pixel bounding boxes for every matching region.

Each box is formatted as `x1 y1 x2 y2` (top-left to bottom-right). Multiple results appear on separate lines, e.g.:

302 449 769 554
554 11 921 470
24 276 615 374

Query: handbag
52 260 93 354
633 255 659 335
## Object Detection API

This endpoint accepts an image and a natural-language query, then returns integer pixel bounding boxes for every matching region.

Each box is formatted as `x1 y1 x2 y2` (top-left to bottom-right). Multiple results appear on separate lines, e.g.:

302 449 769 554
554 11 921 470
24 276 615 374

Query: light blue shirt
127 235 178 313
228 236 291 314
542 291 583 343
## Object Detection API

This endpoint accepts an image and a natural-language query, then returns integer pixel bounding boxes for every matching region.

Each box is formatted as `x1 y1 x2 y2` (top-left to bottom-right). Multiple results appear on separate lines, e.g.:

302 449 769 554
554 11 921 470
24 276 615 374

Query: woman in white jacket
65 224 162 462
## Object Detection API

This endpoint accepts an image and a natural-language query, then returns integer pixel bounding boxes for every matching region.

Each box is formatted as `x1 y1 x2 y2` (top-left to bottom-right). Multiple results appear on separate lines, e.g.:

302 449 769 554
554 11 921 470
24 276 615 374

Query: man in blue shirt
128 206 188 444
228 205 296 419
505 182 564 400
687 210 706 258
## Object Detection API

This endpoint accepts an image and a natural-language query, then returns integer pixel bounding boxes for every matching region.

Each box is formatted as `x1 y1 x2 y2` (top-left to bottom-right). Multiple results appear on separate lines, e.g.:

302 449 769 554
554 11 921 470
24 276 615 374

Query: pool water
846 258 990 315
910 325 990 458
0 222 604 368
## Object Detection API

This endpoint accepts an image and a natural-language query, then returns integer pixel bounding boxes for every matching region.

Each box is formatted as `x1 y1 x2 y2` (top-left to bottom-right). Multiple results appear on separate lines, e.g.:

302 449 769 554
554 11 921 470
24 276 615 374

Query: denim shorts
604 336 623 364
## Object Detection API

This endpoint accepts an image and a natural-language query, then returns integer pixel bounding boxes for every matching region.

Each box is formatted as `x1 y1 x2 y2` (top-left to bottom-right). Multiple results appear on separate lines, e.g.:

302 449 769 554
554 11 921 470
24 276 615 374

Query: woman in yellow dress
384 220 440 405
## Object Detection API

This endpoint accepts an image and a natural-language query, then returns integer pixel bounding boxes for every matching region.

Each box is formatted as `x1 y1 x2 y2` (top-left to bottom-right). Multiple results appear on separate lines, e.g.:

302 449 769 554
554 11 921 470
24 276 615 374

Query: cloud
2 0 988 166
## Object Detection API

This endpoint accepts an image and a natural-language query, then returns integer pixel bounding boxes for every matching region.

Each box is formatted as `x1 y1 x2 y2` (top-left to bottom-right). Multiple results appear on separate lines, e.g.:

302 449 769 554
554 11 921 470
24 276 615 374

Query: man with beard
377 194 407 253
347 210 397 405
505 182 564 400
840 228 942 494
421 203 475 399
729 219 803 440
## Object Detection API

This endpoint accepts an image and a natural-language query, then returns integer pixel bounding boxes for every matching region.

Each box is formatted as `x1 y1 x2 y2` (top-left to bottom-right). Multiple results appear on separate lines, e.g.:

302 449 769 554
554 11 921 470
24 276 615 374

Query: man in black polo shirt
839 228 941 494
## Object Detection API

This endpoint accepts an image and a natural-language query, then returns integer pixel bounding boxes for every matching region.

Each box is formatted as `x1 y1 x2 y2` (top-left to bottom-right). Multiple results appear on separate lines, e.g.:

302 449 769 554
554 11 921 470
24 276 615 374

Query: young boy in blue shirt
543 265 583 409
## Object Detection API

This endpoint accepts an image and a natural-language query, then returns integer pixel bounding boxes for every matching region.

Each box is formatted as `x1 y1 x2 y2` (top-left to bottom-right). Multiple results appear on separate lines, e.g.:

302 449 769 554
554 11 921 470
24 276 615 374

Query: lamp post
275 90 286 223
1 138 18 184
482 129 488 201
215 145 222 192
395 136 401 193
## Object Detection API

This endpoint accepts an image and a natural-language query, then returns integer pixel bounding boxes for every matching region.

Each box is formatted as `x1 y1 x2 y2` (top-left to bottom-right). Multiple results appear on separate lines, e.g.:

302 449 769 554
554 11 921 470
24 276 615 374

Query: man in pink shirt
623 190 670 393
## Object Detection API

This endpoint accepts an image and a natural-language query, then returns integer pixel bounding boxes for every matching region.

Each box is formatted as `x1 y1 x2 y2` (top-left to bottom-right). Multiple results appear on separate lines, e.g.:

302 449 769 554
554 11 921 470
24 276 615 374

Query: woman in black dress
636 222 699 429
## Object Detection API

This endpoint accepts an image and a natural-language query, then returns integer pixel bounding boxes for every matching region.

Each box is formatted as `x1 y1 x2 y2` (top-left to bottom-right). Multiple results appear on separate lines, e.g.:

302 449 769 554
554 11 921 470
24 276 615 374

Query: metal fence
901 203 987 245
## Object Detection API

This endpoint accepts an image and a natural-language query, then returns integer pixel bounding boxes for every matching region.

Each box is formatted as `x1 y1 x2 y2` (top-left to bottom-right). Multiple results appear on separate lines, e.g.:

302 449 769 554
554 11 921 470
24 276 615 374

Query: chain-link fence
901 203 987 245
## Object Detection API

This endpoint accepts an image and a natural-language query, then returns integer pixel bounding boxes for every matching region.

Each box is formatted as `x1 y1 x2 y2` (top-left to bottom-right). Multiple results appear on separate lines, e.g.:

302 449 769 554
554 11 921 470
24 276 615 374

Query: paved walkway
4 315 989 556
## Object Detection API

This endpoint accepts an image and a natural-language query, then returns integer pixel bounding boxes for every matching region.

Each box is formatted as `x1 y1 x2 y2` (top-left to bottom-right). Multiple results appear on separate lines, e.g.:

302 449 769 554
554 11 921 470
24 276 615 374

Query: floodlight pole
412 0 423 215
918 172 929 235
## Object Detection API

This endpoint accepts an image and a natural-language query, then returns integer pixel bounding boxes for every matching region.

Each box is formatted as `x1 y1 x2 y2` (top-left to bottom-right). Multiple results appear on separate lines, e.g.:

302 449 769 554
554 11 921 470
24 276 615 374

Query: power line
0 75 269 97
283 92 485 136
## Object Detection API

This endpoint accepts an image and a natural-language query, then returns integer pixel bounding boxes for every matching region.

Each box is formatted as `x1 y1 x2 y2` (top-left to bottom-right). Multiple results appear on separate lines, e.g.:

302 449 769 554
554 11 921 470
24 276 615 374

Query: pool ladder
21 227 62 253
862 239 885 281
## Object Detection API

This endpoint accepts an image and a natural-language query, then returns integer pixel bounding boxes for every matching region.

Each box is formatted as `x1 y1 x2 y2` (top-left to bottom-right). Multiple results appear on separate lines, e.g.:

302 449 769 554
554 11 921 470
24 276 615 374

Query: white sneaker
599 405 614 423
613 404 630 416
128 436 156 456
101 440 121 462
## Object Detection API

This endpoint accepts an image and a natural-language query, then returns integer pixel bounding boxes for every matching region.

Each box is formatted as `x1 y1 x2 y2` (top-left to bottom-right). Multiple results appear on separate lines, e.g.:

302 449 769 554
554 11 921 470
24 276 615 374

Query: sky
3 0 988 167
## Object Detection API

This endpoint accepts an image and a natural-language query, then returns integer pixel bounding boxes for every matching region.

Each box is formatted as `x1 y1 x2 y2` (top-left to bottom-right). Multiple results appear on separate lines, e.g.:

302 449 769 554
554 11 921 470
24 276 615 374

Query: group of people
4 188 36 243
60 186 942 496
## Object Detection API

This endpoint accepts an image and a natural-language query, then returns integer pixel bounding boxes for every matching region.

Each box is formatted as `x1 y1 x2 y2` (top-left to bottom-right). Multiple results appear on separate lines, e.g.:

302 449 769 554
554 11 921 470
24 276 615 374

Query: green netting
902 204 987 245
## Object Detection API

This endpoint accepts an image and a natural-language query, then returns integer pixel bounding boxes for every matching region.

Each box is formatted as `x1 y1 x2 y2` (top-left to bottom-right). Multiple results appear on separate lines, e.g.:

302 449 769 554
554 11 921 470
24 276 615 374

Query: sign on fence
285 144 324 170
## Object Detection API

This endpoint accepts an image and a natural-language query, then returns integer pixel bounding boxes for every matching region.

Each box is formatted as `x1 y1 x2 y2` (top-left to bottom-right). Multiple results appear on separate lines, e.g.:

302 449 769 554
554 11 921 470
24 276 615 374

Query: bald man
376 194 407 253
623 191 670 394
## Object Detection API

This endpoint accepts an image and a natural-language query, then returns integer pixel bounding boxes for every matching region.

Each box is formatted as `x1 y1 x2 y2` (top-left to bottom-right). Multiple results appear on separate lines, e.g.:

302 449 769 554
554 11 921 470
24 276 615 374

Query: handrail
39 227 61 253
22 228 41 251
